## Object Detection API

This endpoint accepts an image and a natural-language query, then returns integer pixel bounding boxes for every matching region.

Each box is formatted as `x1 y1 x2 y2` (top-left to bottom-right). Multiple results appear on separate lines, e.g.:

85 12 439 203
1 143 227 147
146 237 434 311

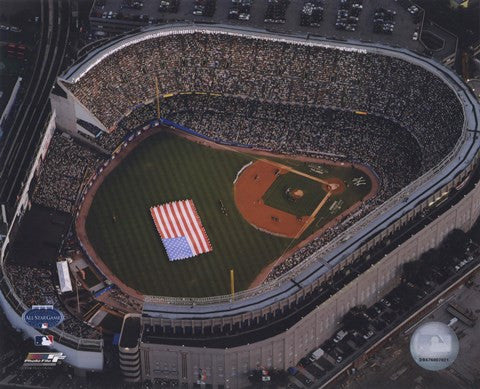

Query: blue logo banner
22 305 64 329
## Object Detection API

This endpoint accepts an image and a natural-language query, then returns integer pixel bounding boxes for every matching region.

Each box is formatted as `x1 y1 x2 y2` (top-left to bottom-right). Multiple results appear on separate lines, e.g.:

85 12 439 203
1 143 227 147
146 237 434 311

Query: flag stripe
169 202 196 255
156 207 171 237
185 200 210 252
152 207 168 238
154 206 169 237
191 200 213 251
159 206 175 238
177 201 203 255
165 203 182 237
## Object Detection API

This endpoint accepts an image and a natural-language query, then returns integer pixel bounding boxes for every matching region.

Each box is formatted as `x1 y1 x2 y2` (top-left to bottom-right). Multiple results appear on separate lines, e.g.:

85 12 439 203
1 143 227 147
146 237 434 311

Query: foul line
263 189 333 283
257 158 335 239
260 158 331 185
295 191 333 239
256 158 335 239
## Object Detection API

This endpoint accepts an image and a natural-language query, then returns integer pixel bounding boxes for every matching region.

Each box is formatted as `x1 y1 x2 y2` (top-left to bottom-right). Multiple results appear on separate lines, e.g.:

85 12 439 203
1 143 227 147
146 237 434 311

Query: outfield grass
85 132 373 297
262 172 327 217
86 132 292 297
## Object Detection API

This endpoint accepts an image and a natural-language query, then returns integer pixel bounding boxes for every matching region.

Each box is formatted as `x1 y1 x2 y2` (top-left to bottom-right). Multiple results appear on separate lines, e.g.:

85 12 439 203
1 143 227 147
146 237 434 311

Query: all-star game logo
22 305 64 329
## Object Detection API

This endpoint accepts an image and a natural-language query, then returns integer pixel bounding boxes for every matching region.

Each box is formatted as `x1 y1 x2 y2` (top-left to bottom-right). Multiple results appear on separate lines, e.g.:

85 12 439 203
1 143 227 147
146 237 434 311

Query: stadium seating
64 35 463 284
25 31 465 303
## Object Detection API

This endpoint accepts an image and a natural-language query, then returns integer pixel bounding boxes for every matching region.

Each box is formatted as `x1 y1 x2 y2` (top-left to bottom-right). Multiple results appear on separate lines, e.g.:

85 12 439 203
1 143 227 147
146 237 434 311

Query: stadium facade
0 23 479 387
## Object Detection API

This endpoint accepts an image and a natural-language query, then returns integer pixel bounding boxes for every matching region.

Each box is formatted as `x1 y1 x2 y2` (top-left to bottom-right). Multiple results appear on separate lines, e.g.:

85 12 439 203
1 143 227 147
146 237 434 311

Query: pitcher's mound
287 188 304 200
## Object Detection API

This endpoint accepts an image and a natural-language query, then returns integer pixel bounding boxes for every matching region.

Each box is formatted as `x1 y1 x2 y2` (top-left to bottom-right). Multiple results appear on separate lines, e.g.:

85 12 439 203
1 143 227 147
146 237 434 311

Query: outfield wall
73 115 256 286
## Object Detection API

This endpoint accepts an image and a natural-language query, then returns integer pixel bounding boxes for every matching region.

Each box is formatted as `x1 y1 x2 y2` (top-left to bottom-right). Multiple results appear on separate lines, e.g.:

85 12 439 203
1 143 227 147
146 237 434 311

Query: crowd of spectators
2 30 465 338
61 31 465 283
68 32 463 173
97 104 157 152
162 94 421 198
32 131 105 213
5 263 102 339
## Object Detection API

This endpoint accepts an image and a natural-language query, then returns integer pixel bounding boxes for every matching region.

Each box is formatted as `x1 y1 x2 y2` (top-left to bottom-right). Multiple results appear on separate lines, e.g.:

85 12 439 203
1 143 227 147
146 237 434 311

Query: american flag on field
150 200 213 261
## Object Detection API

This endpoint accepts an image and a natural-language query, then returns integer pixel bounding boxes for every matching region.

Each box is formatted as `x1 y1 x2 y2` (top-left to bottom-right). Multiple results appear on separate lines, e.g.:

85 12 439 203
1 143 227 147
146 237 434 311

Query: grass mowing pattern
85 132 291 297
86 132 374 297
262 172 327 217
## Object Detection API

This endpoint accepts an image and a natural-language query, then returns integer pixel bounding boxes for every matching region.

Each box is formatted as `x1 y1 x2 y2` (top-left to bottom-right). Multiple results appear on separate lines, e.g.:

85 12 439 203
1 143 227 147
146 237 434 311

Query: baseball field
84 130 375 297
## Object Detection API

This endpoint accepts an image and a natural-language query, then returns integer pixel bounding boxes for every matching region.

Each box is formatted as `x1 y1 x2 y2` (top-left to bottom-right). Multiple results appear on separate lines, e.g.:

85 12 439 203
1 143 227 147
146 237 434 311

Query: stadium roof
56 261 72 293
120 315 141 349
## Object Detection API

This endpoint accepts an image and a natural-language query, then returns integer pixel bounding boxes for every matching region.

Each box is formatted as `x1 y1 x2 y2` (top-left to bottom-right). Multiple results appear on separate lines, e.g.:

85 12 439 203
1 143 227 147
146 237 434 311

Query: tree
270 369 288 385
441 229 468 257
397 283 418 306
419 249 438 267
402 260 423 283
343 305 370 332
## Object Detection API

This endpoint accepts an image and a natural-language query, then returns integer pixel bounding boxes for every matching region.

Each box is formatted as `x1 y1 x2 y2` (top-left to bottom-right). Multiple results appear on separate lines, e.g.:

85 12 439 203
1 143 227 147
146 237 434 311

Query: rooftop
120 315 141 349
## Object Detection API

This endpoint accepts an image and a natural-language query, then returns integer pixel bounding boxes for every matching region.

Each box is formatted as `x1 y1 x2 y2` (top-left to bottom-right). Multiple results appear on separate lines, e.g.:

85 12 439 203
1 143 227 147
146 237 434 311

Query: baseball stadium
0 22 479 388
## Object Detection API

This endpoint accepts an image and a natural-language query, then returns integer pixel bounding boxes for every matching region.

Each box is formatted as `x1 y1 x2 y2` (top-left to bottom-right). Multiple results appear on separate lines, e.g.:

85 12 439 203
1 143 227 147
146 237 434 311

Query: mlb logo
34 335 54 347
41 323 48 329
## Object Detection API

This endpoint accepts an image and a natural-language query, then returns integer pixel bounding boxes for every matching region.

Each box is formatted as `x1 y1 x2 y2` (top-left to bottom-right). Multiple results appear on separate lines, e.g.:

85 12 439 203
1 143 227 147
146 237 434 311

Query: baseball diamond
234 159 371 239
84 129 376 297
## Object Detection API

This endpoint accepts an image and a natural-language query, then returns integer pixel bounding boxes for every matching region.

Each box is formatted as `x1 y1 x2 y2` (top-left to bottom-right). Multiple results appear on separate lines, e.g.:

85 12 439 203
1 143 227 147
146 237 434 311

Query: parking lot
334 268 480 389
90 0 425 53
287 293 409 388
285 240 480 388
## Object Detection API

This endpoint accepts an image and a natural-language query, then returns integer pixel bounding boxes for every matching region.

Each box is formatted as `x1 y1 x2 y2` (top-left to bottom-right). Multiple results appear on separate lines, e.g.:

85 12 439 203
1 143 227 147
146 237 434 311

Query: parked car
333 330 348 343
373 304 383 315
298 357 310 367
309 347 325 363
380 298 391 308
287 366 298 375
362 330 374 340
